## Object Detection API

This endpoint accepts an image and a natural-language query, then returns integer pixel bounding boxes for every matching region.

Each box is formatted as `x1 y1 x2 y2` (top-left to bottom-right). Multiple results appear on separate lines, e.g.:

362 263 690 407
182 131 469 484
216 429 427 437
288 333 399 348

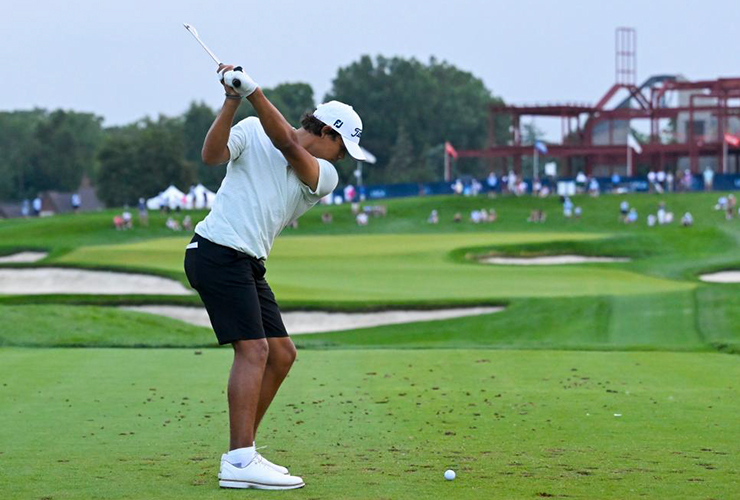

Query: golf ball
444 469 456 481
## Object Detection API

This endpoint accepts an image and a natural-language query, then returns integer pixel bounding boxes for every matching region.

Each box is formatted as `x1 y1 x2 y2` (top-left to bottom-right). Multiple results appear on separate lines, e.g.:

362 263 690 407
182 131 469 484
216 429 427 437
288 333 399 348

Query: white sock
226 446 255 467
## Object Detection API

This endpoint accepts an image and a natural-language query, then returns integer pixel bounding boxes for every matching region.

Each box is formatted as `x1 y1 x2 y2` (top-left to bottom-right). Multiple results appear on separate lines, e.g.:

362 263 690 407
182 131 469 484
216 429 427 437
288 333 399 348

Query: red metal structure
460 29 740 177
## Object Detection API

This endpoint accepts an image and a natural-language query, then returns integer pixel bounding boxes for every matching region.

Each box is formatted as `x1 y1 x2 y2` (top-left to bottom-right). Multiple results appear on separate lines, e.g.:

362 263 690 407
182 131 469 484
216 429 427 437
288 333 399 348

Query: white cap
313 100 366 161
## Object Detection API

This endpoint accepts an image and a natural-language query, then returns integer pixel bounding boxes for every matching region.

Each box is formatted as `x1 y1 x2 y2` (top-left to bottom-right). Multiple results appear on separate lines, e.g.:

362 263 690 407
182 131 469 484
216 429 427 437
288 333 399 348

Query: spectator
71 193 81 214
681 212 694 227
427 209 439 224
122 208 133 229
666 171 674 192
647 170 657 193
647 214 657 227
626 208 638 224
575 171 587 193
470 210 482 224
527 209 546 223
656 170 666 192
619 200 630 222
453 212 462 223
343 184 356 203
183 215 193 231
574 206 582 219
516 178 528 196
321 212 333 224
539 185 551 198
681 169 693 191
452 179 464 195
32 196 42 216
113 215 125 230
563 196 574 218
356 212 369 226
486 171 498 194
507 170 517 193
703 167 714 191
611 173 621 192
588 177 600 197
487 208 497 223
21 199 30 218
471 178 483 196
138 197 149 227
657 201 667 225
716 196 728 211
532 178 542 197
166 217 182 231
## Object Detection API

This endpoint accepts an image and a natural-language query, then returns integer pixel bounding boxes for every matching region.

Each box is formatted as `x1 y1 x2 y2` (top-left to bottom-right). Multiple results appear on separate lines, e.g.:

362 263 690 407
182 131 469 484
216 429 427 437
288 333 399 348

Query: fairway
57 232 692 301
1 348 738 500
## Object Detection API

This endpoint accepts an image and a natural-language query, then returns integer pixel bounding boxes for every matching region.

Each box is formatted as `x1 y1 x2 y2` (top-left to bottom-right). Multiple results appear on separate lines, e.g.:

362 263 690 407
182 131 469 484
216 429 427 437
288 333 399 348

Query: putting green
56 233 692 302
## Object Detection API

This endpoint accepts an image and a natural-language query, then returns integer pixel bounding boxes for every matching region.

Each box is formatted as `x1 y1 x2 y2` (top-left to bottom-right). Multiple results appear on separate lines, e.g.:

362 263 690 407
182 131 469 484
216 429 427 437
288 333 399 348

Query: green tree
26 110 104 194
325 55 499 183
386 124 418 183
97 117 195 207
0 109 47 200
265 83 315 126
183 102 223 191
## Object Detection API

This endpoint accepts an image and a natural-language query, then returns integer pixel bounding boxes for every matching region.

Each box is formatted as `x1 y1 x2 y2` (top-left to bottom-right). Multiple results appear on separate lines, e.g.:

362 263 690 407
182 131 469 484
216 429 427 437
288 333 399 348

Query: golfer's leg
254 337 297 435
229 338 269 450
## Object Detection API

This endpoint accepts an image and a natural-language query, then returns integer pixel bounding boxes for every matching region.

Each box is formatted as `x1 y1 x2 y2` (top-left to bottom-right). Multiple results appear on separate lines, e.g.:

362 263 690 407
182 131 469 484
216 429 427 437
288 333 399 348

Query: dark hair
301 113 340 138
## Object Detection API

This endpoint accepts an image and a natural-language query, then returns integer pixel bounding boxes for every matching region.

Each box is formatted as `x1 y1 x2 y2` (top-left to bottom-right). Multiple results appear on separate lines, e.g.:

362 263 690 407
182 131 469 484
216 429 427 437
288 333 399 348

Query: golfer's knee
233 338 269 364
269 341 296 371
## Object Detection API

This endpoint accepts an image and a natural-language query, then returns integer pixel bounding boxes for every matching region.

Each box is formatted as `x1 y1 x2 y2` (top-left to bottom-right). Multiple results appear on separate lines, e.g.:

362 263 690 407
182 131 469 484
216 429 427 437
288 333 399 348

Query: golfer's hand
218 64 259 97
218 64 239 96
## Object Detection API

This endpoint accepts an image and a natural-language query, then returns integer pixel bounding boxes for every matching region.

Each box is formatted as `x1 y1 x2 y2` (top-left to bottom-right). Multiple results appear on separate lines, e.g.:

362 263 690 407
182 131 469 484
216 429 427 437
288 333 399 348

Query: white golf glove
219 66 258 97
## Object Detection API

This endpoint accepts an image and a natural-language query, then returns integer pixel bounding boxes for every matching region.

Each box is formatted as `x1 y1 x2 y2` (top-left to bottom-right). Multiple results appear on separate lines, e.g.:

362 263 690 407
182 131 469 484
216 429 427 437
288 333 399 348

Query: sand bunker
699 271 740 283
481 255 630 265
0 268 193 295
121 305 504 335
0 252 48 263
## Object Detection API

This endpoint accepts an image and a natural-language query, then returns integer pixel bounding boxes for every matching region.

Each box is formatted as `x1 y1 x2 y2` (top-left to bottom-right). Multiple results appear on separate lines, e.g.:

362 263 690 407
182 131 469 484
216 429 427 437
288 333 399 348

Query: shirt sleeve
302 159 339 201
227 117 256 162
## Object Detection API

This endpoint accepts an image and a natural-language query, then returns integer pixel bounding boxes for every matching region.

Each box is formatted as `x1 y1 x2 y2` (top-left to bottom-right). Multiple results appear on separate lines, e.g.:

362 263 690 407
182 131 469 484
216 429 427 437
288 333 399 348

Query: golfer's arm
247 89 319 190
201 98 241 166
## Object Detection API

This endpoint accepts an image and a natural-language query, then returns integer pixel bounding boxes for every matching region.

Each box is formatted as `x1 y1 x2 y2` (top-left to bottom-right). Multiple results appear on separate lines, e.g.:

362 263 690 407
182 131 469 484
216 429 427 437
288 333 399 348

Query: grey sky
2 0 737 140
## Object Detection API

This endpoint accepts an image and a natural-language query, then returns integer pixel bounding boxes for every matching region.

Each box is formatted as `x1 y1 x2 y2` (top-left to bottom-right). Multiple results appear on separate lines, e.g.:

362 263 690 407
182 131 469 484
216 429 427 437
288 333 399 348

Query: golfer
184 63 365 490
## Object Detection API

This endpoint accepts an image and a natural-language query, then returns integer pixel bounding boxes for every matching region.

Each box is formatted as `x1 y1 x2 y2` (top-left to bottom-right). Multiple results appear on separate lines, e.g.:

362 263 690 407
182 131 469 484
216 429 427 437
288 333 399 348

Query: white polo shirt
195 117 339 260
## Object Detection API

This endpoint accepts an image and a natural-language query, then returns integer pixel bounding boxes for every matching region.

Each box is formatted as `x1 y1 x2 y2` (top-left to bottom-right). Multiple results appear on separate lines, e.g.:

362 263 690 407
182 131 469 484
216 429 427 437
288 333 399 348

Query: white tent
186 184 217 209
147 185 187 210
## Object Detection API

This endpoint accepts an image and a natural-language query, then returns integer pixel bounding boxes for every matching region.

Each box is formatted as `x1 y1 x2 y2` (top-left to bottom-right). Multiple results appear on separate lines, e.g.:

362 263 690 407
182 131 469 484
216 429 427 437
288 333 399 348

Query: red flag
445 141 458 159
724 133 740 147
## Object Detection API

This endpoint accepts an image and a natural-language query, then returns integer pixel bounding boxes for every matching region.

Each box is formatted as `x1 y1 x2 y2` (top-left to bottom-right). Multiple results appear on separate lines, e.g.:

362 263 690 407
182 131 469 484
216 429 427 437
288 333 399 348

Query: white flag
627 132 643 154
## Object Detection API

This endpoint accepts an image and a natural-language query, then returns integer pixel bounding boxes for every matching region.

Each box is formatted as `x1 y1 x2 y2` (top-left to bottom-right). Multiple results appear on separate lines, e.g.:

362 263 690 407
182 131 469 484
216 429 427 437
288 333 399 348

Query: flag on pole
445 141 458 159
534 140 548 154
627 132 643 154
724 133 740 147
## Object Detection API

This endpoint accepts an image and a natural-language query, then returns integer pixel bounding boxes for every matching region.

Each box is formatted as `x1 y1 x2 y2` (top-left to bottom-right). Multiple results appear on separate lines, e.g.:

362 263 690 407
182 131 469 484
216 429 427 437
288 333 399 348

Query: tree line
0 56 505 207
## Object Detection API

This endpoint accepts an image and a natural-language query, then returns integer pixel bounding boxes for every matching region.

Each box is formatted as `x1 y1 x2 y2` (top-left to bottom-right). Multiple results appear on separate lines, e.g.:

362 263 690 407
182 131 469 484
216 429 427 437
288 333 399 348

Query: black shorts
184 233 288 344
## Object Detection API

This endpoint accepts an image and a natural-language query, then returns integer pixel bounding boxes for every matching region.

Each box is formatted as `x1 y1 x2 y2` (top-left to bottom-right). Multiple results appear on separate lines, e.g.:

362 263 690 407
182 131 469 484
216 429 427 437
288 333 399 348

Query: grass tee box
1 348 738 499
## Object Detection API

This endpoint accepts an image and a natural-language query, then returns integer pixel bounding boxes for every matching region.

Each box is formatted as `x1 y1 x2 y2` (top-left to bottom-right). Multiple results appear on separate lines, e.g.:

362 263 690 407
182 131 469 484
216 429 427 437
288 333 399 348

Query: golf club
183 23 248 94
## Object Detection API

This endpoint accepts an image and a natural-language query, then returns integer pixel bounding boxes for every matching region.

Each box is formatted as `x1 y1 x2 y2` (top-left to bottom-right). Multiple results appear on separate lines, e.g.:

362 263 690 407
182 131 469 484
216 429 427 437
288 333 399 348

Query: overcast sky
2 0 738 139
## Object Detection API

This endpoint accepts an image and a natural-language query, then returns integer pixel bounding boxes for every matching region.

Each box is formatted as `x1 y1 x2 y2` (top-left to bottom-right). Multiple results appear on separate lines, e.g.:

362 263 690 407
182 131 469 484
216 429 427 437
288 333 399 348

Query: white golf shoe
219 451 290 476
219 455 304 490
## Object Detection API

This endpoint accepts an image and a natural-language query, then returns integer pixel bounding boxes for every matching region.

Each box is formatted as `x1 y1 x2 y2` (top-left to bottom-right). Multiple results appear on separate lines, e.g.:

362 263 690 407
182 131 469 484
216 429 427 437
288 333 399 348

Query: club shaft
185 26 222 65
